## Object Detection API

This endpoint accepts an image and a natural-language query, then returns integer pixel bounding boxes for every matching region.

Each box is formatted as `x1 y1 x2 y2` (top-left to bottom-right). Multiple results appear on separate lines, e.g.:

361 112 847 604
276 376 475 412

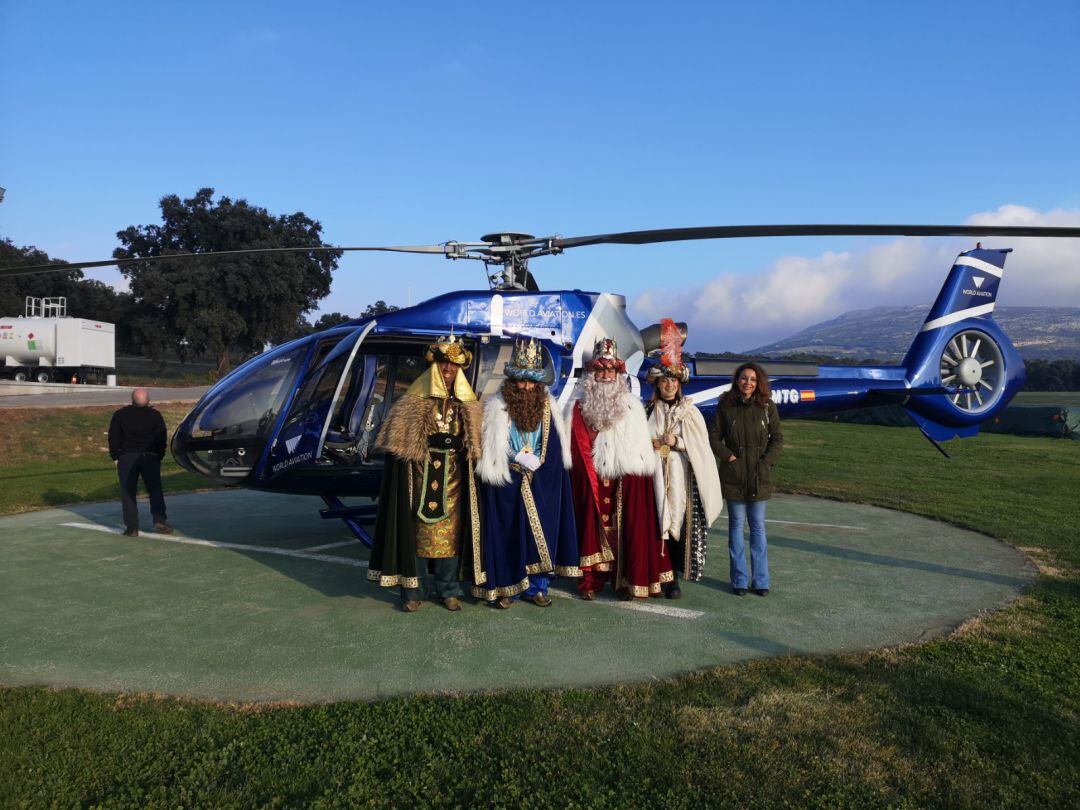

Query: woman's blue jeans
727 499 769 590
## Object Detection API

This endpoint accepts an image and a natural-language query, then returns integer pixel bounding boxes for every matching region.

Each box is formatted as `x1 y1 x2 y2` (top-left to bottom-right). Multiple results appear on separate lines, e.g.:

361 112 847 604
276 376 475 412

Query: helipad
0 490 1035 703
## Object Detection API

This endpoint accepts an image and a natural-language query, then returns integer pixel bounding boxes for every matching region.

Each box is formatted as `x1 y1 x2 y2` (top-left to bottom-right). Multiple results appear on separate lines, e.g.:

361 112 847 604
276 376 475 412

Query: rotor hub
480 232 535 245
957 357 982 386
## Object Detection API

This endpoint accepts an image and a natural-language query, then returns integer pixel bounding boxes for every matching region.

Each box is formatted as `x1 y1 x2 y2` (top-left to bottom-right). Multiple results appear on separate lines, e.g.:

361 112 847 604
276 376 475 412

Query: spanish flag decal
800 390 816 402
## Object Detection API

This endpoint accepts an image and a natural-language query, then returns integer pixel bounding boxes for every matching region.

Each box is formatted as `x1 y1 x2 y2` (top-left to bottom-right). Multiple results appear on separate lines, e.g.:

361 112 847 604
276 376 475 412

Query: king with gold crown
474 337 580 608
368 332 483 612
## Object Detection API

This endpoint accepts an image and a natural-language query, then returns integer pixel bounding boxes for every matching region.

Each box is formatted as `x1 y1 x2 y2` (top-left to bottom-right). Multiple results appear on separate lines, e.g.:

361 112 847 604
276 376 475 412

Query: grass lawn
1 418 1077 807
0 403 208 515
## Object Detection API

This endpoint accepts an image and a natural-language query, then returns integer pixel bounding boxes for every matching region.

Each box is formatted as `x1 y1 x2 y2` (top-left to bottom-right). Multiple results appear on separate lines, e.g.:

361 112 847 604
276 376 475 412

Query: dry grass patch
0 403 195 467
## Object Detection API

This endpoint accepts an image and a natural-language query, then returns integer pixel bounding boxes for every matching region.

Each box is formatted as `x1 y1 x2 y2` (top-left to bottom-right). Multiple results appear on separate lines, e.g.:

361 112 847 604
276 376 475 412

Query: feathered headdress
645 318 689 383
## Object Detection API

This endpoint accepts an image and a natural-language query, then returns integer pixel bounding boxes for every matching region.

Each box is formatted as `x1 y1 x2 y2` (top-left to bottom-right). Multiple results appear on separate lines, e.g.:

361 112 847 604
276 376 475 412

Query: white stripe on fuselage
686 383 731 406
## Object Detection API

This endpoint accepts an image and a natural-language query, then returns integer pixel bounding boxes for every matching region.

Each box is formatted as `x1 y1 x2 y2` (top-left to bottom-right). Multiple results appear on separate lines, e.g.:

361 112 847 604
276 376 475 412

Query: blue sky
2 0 1078 350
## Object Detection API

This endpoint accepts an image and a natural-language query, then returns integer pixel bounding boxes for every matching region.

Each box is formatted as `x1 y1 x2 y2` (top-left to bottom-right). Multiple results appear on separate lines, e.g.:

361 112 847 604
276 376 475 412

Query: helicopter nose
171 341 309 484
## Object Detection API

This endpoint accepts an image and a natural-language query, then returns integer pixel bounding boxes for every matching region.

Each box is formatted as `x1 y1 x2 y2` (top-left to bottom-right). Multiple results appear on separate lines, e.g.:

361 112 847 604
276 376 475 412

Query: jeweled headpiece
645 318 690 383
585 336 626 373
505 337 554 385
425 329 473 368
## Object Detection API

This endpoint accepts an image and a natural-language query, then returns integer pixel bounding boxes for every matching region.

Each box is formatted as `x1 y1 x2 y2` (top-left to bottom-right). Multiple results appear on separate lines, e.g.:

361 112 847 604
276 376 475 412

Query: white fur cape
648 398 724 525
563 388 656 480
478 392 572 486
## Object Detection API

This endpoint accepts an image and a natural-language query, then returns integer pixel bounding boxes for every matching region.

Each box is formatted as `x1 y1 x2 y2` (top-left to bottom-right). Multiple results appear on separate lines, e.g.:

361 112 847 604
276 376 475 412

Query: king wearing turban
474 337 580 607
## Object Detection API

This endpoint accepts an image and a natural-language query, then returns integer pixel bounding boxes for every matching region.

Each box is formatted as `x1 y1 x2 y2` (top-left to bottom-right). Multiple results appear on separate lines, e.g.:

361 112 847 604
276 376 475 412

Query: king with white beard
565 337 673 600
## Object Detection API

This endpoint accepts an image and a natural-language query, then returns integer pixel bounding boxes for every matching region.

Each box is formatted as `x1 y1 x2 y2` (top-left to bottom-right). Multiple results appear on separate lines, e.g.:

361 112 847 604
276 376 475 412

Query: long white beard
581 376 626 432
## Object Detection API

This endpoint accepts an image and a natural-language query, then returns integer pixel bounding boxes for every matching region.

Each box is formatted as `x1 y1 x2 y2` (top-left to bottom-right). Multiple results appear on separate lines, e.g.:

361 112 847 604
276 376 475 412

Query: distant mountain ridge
748 306 1080 362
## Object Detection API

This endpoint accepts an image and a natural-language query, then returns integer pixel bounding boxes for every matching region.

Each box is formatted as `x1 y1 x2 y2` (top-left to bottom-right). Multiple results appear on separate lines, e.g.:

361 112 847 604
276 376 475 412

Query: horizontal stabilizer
902 406 981 442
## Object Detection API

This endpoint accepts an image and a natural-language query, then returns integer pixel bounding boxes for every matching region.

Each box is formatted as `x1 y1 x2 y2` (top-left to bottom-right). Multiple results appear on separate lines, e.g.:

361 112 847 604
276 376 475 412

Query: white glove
514 450 541 471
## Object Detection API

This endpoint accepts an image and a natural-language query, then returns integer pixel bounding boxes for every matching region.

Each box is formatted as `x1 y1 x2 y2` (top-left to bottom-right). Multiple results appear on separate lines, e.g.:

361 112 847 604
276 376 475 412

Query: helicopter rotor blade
6 224 1080 279
0 243 479 279
544 224 1080 251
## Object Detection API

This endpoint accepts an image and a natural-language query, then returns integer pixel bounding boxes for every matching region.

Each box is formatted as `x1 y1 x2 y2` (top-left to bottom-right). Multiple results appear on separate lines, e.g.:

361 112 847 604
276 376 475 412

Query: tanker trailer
1 298 115 383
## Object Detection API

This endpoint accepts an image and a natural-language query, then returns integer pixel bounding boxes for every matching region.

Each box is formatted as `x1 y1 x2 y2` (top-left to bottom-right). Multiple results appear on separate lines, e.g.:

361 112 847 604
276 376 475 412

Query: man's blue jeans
727 499 769 590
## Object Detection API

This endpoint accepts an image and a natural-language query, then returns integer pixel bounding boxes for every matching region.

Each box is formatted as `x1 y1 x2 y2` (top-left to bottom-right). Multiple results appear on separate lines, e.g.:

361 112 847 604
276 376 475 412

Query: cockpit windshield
192 345 306 441
172 342 311 482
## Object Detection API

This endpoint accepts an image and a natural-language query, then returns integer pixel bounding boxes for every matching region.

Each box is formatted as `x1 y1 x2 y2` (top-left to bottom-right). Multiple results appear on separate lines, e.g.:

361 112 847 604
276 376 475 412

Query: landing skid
319 494 376 548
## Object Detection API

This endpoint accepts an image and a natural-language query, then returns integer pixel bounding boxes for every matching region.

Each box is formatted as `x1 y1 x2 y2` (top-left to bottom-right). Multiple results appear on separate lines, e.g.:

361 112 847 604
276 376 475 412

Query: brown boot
153 522 174 535
443 597 462 612
401 600 422 613
524 593 552 607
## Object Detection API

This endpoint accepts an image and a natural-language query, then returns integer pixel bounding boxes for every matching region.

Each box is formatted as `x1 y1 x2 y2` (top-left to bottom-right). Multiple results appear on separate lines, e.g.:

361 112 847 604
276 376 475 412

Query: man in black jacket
108 388 173 537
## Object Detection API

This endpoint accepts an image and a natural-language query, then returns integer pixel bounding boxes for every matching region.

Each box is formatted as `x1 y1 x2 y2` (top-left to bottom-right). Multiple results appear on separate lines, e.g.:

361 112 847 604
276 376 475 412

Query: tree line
2 189 397 377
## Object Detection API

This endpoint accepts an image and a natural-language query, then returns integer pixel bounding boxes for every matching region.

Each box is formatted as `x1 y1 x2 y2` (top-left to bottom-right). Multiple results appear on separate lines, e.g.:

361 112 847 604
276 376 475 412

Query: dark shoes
494 597 513 610
122 528 139 537
580 589 597 601
732 587 747 596
754 588 770 597
664 581 682 600
153 522 174 534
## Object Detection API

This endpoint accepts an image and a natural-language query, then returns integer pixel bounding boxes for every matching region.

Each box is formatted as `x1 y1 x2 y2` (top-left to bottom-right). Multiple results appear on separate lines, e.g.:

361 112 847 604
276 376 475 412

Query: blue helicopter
7 224 1079 545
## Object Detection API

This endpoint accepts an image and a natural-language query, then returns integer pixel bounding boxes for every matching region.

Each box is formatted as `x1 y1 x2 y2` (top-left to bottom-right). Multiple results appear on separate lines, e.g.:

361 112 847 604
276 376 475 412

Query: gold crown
426 329 472 367
510 337 543 370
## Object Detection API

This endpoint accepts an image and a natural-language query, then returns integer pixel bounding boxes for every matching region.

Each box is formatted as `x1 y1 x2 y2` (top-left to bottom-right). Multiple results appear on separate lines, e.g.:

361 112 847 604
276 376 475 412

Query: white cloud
964 205 1080 304
632 205 1080 353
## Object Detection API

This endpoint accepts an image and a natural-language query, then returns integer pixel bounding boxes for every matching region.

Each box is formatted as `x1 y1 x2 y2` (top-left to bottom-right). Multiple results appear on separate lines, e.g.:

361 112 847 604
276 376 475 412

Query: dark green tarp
805 403 1078 439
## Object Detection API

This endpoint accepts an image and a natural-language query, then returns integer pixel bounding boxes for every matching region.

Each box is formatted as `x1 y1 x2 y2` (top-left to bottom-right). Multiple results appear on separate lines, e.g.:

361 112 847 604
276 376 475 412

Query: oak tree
114 188 341 376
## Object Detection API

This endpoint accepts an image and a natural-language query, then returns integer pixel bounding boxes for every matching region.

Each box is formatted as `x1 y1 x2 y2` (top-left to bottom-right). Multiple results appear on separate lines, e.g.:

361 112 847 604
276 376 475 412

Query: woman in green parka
711 362 783 596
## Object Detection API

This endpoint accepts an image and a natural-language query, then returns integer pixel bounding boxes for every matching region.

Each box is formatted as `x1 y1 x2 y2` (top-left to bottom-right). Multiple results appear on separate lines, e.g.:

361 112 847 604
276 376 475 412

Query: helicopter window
390 353 425 402
354 354 391 460
285 341 347 426
190 344 307 441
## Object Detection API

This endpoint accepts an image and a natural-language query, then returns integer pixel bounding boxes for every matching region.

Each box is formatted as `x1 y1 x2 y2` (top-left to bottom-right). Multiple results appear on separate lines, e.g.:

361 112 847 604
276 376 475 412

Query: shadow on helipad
0 491 1036 703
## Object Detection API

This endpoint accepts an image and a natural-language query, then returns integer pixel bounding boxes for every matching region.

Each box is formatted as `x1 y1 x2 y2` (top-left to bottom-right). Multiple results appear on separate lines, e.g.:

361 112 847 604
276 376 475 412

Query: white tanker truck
1 297 115 384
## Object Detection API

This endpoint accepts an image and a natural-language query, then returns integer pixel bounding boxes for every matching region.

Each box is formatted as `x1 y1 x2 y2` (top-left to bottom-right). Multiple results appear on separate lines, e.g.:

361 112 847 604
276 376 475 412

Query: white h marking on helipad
300 538 363 552
548 588 705 619
765 519 865 531
60 522 705 620
60 522 368 568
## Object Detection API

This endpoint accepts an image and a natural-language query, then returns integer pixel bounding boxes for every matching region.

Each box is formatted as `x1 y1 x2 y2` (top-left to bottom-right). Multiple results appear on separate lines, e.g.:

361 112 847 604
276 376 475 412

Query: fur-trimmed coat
472 390 580 599
478 392 571 485
368 392 483 592
375 394 483 462
564 388 656 479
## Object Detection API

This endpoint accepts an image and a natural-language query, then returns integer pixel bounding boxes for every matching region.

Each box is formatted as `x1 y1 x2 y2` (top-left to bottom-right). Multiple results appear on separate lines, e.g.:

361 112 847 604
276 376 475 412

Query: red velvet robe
569 402 674 597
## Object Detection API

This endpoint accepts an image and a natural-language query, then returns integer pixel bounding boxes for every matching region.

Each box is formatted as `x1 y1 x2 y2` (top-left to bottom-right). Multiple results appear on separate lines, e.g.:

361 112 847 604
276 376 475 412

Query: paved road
0 384 209 409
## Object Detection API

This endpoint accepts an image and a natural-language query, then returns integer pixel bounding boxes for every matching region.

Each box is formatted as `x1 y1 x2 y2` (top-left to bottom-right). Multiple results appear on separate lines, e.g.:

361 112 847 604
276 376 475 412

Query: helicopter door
266 322 376 476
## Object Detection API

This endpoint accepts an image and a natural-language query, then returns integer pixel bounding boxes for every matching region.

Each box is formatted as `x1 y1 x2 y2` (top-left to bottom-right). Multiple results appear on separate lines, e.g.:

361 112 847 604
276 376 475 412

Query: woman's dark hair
721 361 771 408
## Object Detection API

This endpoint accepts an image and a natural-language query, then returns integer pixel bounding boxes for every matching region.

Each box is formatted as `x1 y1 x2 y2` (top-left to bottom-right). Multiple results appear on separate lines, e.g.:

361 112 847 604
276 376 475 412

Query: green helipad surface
0 490 1035 703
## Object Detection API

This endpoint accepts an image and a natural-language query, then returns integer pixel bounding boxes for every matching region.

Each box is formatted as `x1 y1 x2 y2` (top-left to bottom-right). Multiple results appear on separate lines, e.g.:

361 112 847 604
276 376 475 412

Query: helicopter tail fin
898 247 1024 442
